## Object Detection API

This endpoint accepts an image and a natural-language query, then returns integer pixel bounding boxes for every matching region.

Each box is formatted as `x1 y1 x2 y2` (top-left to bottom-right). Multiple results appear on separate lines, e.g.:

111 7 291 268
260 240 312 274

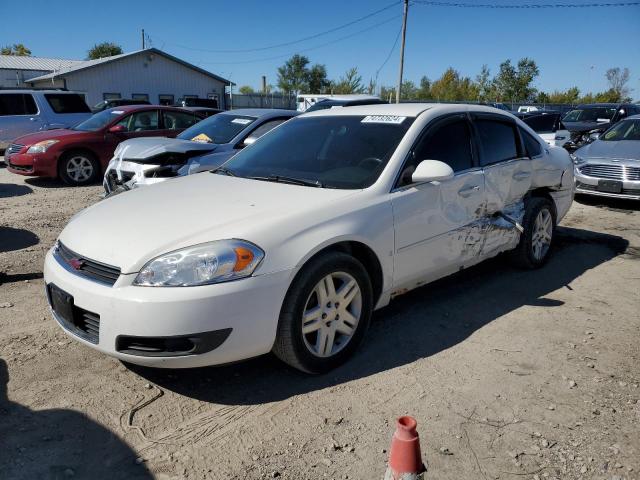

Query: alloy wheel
302 272 362 358
66 156 94 183
531 208 553 261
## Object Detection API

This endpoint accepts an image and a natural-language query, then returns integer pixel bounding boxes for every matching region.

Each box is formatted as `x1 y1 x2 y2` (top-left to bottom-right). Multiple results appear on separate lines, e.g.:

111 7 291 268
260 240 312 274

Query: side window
475 119 519 166
0 94 37 116
242 119 287 146
414 119 474 173
115 110 159 132
163 110 199 130
519 127 542 157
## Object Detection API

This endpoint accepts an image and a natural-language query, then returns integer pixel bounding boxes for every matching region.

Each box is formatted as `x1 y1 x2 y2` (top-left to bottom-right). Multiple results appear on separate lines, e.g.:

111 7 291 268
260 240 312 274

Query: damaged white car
44 104 574 373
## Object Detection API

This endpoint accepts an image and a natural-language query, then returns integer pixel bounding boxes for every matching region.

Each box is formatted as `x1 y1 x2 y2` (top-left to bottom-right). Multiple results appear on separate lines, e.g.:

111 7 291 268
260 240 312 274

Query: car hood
14 128 88 145
575 140 640 161
563 120 609 133
59 173 359 273
117 137 218 161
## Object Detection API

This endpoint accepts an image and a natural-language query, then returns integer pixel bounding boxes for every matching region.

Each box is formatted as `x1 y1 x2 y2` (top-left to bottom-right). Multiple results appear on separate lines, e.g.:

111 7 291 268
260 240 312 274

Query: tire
273 251 373 374
510 197 556 269
58 151 100 186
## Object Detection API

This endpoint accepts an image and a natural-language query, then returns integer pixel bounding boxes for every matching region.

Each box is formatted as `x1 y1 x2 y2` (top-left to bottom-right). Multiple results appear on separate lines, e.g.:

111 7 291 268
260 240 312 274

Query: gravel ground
1 164 639 480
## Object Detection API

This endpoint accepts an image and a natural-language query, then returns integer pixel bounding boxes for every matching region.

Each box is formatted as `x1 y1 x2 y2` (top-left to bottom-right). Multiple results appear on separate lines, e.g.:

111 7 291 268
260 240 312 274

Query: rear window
475 119 519 166
519 127 543 157
44 94 91 114
0 94 37 116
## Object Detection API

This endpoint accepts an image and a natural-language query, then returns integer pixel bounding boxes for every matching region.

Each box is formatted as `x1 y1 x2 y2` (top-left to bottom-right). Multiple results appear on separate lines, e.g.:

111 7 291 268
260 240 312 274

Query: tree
605 67 632 101
430 67 478 101
537 86 580 104
331 67 365 94
493 58 539 102
87 42 123 60
400 80 418 100
476 65 493 102
238 85 255 95
1 44 31 56
416 76 432 100
308 64 331 94
277 54 311 94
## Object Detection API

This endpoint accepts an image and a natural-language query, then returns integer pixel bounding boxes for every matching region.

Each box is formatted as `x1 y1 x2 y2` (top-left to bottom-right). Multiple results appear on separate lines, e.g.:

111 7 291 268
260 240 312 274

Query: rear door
391 113 486 289
0 93 40 147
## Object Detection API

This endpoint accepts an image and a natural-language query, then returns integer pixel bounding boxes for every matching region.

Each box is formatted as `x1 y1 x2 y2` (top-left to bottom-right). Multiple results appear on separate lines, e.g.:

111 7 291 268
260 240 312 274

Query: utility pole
142 29 145 49
396 0 409 104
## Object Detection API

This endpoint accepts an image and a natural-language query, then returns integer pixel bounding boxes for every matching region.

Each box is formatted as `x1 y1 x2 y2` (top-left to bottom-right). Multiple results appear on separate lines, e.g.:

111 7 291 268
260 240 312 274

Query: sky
2 0 639 99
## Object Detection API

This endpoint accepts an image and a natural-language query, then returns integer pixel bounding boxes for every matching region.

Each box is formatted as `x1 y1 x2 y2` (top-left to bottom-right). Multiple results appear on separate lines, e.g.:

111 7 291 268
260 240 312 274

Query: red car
6 105 207 186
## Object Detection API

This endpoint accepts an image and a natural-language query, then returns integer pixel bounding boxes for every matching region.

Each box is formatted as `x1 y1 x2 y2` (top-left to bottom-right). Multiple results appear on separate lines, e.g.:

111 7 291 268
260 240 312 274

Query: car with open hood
6 105 205 186
44 104 574 373
574 114 640 200
103 108 298 195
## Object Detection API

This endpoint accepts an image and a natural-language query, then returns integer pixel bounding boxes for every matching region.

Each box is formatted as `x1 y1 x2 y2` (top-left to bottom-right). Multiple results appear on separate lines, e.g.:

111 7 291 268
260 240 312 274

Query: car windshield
220 115 415 189
601 119 640 141
177 114 256 144
563 107 616 122
72 109 123 131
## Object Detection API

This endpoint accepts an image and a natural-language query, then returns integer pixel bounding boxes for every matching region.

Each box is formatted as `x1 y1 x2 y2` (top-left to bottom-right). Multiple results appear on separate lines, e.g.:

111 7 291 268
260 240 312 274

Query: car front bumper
103 159 174 194
6 151 58 177
575 165 640 200
44 248 294 368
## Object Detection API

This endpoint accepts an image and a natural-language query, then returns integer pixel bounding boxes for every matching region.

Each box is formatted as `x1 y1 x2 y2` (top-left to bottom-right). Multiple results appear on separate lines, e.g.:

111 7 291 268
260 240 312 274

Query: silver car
574 114 640 200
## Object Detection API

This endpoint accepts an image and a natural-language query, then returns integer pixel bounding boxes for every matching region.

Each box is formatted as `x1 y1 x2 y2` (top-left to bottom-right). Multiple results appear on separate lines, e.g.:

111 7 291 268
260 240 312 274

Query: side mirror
411 159 454 183
589 132 600 142
240 136 256 148
108 124 126 134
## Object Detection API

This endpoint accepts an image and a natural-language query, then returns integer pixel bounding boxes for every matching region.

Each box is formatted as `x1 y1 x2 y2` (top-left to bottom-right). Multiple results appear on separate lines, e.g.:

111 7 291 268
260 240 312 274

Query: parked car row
42 103 576 373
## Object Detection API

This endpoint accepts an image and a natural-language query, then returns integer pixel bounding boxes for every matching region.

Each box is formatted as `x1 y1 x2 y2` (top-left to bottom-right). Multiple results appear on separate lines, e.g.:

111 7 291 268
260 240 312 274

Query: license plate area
47 283 100 344
597 179 622 193
48 283 74 324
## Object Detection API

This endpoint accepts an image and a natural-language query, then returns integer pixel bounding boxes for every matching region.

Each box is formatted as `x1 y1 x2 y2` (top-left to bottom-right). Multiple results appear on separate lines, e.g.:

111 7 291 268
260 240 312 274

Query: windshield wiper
249 175 323 188
211 166 237 177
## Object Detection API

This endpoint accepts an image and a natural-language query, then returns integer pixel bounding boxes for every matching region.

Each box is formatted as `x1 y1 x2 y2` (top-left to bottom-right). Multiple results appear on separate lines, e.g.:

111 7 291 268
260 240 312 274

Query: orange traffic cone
384 416 427 480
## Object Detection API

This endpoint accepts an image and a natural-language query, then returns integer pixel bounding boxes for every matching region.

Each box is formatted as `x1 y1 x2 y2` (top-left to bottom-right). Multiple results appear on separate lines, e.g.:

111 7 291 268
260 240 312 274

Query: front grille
80 311 100 341
8 161 32 172
576 182 640 196
7 143 25 155
579 164 640 181
56 242 121 286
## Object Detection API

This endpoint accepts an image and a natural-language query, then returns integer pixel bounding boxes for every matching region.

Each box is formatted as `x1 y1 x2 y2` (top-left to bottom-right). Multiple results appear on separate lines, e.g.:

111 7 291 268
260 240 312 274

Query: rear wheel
59 151 99 186
273 251 373 373
511 197 556 269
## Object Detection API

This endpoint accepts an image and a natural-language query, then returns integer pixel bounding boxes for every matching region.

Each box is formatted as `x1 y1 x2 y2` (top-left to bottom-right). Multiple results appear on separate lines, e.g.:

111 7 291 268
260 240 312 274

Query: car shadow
575 193 640 212
0 271 44 285
0 183 32 199
24 177 67 189
128 226 629 406
0 359 153 480
0 227 39 253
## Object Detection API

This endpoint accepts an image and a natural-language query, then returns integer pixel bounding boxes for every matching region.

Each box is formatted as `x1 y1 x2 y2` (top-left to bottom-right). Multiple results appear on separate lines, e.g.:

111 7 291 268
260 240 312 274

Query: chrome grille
7 143 25 155
578 164 640 181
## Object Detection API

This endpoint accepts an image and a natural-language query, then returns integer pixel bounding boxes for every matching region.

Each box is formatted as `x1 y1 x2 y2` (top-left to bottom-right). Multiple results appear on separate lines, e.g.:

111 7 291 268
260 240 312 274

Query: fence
226 92 296 110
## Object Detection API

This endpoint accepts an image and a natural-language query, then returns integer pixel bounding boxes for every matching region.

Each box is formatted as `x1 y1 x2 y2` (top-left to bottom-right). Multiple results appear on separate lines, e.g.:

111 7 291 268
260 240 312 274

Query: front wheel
59 151 99 186
273 251 373 374
511 197 556 269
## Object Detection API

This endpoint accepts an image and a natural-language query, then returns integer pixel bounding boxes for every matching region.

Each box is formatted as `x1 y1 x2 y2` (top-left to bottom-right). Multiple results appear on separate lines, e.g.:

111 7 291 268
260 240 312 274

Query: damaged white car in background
44 104 574 374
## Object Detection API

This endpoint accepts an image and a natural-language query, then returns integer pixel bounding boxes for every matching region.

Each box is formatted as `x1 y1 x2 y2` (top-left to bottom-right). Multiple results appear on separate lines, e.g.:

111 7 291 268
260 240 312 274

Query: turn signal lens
233 247 255 272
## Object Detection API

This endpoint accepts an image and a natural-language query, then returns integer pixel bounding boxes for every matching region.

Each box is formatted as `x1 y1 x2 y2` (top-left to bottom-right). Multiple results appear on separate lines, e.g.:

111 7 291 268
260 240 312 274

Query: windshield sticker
191 133 213 143
111 110 124 114
231 118 252 125
361 115 406 124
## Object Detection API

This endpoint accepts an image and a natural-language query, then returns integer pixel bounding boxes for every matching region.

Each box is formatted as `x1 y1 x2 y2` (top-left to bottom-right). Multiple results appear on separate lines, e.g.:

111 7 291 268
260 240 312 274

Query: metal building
0 48 232 109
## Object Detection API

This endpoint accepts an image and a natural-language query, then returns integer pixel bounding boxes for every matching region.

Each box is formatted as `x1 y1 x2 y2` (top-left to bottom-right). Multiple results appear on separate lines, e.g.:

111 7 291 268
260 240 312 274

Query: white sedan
44 104 574 373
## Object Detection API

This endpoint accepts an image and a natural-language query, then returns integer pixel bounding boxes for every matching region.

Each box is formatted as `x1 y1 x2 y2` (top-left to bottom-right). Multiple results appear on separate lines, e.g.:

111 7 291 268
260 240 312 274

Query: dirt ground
1 163 638 480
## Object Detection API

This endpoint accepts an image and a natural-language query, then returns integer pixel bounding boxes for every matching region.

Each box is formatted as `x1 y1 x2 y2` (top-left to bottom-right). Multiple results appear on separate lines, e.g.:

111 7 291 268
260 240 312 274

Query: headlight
27 139 59 154
570 154 586 165
133 240 264 287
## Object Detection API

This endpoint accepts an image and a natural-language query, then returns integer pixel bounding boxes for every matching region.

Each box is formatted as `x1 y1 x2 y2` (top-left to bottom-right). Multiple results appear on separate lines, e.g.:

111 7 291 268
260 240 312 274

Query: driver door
390 114 486 290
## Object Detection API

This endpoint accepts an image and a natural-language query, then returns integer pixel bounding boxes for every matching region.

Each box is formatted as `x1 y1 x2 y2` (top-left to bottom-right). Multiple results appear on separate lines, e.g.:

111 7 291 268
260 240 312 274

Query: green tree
1 43 31 56
331 67 365 94
400 80 418 100
308 64 331 94
238 85 255 94
416 76 432 100
476 65 494 102
87 42 123 60
539 86 581 104
605 67 632 101
277 54 311 94
493 58 539 102
430 68 478 101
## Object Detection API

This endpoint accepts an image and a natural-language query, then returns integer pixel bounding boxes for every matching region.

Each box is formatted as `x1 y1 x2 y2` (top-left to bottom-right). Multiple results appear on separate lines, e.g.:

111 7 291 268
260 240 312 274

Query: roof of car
218 108 299 118
300 102 513 118
103 105 194 113
576 103 622 108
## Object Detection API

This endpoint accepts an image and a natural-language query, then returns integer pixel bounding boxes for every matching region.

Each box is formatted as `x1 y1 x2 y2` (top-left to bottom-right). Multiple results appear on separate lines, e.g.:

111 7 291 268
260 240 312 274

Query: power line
375 25 402 82
171 1 400 54
193 15 402 65
413 1 640 8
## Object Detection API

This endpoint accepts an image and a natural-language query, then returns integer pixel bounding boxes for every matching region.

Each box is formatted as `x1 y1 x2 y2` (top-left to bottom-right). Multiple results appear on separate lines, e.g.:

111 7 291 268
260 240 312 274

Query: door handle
458 185 480 197
513 171 531 180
